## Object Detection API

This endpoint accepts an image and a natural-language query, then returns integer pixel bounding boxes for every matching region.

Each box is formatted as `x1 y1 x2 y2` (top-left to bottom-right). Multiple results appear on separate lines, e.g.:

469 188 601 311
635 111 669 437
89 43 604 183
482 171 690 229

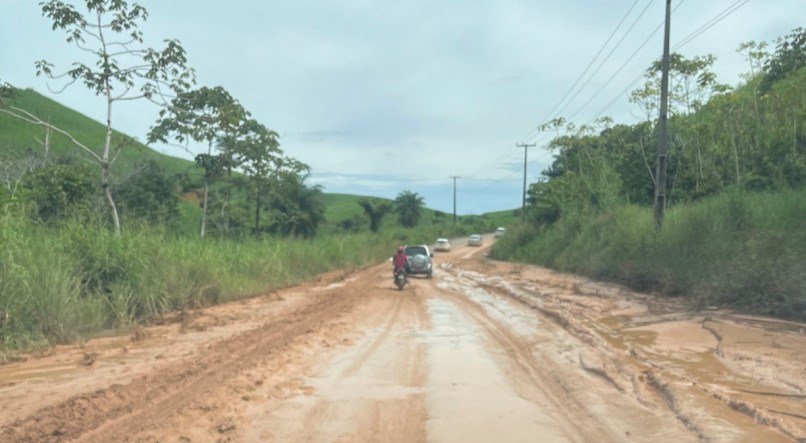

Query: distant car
468 234 483 246
494 227 506 238
404 245 433 278
435 238 451 252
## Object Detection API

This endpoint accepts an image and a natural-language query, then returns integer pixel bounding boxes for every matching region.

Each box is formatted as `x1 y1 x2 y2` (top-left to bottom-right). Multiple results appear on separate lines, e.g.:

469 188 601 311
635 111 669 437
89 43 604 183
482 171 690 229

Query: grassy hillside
0 88 197 177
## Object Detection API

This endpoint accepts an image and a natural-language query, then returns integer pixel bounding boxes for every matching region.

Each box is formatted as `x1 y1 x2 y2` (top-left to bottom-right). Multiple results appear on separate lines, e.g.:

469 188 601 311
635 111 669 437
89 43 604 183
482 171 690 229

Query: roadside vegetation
491 28 806 320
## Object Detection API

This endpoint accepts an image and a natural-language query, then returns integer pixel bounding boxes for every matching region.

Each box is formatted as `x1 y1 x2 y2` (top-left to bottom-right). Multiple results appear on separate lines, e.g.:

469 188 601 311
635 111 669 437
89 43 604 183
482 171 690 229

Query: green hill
0 88 197 177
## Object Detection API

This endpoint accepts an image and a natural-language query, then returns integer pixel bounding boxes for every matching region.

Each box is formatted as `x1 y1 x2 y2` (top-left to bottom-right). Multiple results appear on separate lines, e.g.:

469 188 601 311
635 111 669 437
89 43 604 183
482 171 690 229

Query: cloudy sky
2 0 804 213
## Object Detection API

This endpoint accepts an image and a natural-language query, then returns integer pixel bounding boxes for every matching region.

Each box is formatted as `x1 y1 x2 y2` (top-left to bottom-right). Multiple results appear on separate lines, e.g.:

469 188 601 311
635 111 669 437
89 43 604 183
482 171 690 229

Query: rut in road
0 267 376 443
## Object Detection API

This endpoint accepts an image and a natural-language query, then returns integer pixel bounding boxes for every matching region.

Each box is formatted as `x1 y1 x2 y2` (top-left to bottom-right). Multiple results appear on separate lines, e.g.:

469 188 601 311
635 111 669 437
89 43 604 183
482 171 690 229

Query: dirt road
1 238 804 442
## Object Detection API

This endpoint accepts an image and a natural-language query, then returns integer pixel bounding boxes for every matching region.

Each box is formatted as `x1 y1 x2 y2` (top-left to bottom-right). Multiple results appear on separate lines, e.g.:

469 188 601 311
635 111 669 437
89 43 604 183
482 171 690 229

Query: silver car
404 245 433 278
467 234 483 246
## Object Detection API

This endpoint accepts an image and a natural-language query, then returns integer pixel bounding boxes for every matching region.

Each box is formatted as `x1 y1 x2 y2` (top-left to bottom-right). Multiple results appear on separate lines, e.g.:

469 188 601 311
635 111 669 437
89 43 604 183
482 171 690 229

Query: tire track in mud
430 286 613 443
445 263 805 442
250 280 429 442
0 267 381 443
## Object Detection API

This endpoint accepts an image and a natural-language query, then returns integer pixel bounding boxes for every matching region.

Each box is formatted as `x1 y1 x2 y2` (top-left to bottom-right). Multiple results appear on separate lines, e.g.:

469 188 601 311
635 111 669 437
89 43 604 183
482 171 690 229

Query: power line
565 0 687 122
530 0 643 136
517 0 649 144
589 0 751 123
549 0 656 125
462 145 522 179
674 0 751 50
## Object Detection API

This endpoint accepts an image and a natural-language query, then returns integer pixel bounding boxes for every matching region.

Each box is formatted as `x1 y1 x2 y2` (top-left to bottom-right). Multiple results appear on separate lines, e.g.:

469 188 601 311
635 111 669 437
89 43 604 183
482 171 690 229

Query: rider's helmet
397 246 405 253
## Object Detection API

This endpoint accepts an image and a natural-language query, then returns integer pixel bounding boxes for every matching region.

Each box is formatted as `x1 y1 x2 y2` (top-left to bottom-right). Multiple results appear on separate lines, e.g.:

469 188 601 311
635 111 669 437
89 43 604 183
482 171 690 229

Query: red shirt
393 252 408 269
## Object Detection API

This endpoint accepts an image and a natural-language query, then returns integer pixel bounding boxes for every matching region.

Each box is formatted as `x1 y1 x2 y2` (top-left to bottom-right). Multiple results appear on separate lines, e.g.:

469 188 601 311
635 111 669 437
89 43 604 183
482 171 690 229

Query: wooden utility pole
450 175 460 224
517 143 536 223
653 0 672 229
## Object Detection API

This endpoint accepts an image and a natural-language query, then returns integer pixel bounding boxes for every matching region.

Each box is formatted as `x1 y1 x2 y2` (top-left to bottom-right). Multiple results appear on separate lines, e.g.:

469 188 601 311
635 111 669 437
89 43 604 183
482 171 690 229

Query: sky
2 0 804 214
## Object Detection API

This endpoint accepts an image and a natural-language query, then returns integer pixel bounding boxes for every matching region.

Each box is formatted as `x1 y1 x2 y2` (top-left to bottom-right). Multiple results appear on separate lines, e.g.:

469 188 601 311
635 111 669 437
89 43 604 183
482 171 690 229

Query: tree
20 158 95 222
147 86 248 237
760 27 806 92
114 160 178 223
267 173 325 238
225 120 307 235
0 1 195 234
358 198 391 232
393 191 424 228
0 79 15 102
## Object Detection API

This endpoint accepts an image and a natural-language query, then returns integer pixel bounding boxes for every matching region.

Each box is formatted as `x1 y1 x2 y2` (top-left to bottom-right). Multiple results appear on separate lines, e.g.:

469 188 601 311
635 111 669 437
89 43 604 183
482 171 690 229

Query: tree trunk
102 161 121 233
99 18 121 235
254 190 261 235
730 125 741 186
104 95 121 235
200 179 209 237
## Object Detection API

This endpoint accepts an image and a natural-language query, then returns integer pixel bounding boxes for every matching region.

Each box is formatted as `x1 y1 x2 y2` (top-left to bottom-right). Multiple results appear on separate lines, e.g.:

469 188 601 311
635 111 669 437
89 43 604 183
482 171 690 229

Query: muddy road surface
1 239 804 442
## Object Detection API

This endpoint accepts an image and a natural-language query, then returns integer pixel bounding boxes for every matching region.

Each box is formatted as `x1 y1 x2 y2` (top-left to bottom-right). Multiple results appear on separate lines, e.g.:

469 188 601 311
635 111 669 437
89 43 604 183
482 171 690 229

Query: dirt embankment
1 239 804 442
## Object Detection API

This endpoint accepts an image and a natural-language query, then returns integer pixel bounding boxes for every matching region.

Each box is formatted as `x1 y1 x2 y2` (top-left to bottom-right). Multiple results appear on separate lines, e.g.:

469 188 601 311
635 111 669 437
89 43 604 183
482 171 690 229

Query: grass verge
490 190 806 320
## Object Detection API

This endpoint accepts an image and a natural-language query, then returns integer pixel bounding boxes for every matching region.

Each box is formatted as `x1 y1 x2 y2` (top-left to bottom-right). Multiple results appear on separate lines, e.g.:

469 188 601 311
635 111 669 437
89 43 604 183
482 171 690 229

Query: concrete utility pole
450 175 460 224
517 143 536 223
653 0 672 229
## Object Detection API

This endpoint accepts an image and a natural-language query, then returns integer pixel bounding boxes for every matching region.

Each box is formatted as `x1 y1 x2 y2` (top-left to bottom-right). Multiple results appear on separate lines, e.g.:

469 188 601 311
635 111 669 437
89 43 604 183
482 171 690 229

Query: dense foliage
493 29 806 319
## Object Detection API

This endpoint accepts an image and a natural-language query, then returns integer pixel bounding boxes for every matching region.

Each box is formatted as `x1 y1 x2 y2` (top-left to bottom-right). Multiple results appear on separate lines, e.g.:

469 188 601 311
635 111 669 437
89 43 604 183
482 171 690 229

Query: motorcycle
394 268 407 290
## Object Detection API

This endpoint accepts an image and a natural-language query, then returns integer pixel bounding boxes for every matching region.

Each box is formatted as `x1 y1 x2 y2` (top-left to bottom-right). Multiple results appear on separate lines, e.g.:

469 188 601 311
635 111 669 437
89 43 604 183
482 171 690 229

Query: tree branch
46 76 79 94
0 106 102 163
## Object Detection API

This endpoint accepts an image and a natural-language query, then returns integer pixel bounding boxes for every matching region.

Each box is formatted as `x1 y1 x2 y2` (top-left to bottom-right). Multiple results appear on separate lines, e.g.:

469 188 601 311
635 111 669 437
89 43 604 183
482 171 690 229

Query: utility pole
517 143 536 223
450 175 460 224
653 0 672 229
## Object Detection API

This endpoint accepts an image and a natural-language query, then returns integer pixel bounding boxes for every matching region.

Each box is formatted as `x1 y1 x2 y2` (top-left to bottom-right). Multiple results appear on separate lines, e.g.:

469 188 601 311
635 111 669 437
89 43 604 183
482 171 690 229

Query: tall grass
0 211 419 356
490 190 806 320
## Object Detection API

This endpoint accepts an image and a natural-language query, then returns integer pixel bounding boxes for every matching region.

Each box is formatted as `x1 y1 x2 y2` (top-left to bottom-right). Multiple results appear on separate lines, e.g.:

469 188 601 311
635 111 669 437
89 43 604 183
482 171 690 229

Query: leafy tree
337 214 365 233
148 86 248 237
0 1 195 234
760 27 806 92
267 174 325 238
393 191 424 228
641 53 729 117
115 160 178 223
358 198 391 232
225 120 307 234
737 40 770 80
20 158 95 221
0 79 15 103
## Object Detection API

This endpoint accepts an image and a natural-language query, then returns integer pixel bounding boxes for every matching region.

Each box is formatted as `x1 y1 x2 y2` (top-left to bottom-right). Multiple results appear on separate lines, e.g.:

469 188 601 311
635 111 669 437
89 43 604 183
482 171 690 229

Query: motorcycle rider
392 246 409 283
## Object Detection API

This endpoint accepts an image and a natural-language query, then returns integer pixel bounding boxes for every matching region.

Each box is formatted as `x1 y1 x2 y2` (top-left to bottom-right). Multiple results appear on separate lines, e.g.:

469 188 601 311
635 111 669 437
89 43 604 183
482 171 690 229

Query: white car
495 227 506 238
435 238 451 252
467 234 483 246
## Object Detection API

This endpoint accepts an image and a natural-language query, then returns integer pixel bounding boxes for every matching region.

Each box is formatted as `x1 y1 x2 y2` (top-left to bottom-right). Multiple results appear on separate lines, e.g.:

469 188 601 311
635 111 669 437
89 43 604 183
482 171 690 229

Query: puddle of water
312 282 346 292
424 298 569 443
438 275 540 337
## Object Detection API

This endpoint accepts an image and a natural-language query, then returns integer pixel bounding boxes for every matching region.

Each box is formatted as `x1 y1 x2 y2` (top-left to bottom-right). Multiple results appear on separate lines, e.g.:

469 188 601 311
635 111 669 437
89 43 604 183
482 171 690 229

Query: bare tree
0 1 195 234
